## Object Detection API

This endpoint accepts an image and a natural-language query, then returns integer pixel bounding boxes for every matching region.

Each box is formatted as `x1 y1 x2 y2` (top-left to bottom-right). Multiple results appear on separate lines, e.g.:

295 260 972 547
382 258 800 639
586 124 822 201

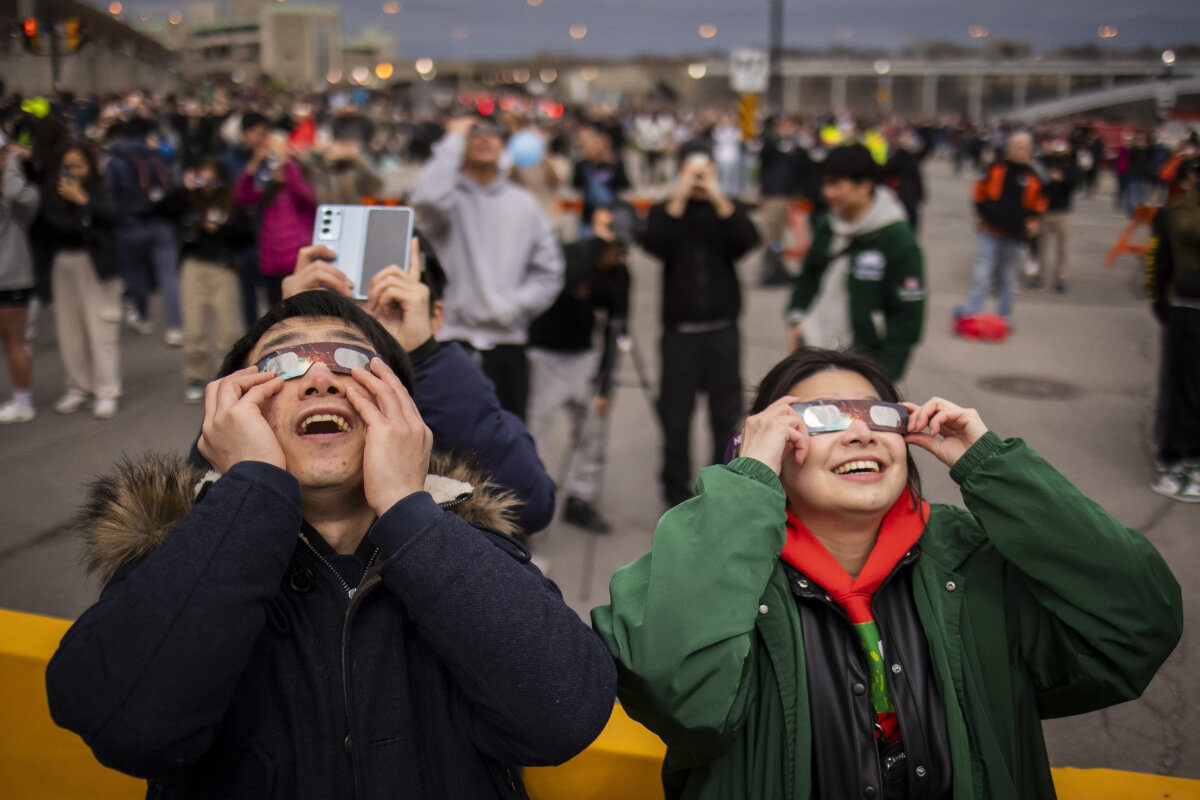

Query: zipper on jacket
298 531 379 599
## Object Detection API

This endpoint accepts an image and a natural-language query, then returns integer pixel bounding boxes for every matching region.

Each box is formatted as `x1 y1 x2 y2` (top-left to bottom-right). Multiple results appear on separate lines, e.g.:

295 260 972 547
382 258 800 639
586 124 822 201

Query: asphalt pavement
0 157 1194 778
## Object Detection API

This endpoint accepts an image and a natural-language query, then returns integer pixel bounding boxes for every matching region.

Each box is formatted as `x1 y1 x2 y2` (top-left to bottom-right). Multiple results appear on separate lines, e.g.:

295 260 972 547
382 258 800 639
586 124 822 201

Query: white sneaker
54 390 89 415
184 383 205 404
93 398 118 419
126 312 154 335
165 328 184 347
0 401 35 423
1151 466 1200 503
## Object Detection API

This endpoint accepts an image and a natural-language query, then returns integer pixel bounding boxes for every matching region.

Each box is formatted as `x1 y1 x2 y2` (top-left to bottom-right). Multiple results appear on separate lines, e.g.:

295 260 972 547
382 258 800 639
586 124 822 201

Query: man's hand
283 245 355 299
246 145 270 174
445 117 476 138
197 367 287 473
699 164 735 218
901 397 989 469
364 239 433 352
345 358 433 516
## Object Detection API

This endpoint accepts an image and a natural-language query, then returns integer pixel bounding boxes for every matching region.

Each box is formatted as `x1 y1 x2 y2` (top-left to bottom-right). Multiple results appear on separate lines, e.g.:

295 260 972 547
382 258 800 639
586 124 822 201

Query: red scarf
782 493 929 741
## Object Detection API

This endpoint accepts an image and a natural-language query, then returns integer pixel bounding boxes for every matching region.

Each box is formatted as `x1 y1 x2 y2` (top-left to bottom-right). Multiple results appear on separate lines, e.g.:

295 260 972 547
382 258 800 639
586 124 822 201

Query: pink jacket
235 159 317 277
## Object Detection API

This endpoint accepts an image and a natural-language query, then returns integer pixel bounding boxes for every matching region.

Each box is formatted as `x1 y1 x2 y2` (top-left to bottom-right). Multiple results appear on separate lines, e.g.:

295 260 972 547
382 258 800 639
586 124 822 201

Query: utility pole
768 0 783 111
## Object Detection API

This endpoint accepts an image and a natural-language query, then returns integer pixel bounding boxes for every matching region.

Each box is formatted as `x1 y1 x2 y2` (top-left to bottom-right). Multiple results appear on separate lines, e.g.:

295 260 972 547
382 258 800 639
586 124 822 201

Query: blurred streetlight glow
326 69 343 83
698 24 717 39
415 57 435 75
580 66 599 81
351 66 370 84
109 2 122 14
527 0 542 5
382 1 400 13
873 59 891 76
687 63 707 79
539 67 558 83
569 25 587 39
969 25 989 38
375 62 394 80
1098 25 1118 39
168 11 182 24
513 68 531 84
1162 49 1176 65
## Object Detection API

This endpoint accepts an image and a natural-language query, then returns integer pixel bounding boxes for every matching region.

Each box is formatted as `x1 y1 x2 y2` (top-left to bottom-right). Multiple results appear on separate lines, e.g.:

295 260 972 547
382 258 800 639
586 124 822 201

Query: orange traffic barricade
1105 205 1157 267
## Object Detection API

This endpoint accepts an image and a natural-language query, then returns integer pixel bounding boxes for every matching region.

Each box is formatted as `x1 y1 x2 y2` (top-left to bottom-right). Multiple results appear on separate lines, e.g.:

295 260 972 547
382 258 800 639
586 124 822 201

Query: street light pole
768 0 783 111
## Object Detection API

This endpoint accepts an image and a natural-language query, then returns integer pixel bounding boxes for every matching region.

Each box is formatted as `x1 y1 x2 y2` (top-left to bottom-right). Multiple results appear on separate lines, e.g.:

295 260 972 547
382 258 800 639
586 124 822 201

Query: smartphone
312 205 415 300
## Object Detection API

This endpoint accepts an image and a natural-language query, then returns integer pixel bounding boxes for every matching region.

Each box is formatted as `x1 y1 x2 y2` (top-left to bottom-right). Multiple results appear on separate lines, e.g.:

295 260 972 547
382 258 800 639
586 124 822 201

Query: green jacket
592 433 1182 800
787 213 925 378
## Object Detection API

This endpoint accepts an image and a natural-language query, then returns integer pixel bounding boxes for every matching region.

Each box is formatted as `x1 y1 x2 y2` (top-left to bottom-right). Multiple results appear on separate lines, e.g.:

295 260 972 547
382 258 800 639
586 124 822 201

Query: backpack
128 150 171 217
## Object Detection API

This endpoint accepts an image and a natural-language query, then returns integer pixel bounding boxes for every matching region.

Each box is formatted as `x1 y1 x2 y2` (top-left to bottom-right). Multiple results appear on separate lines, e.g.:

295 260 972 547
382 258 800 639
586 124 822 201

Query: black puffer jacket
46 453 616 799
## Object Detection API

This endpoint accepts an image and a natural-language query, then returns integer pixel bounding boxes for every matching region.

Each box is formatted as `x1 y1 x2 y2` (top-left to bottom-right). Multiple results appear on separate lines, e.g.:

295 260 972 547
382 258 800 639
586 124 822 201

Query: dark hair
191 156 234 218
413 229 448 304
749 347 922 503
241 112 268 133
675 139 713 171
218 290 414 393
1180 156 1200 184
821 143 879 185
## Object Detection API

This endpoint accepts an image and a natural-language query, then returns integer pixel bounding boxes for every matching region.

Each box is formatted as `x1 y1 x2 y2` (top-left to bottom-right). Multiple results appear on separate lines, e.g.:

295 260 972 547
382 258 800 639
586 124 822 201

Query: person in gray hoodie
0 144 40 423
410 116 564 420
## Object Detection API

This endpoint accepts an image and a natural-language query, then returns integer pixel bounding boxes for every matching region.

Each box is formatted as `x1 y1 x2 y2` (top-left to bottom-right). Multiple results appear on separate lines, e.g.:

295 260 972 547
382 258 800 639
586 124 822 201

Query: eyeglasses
469 123 508 139
789 400 909 435
254 342 379 381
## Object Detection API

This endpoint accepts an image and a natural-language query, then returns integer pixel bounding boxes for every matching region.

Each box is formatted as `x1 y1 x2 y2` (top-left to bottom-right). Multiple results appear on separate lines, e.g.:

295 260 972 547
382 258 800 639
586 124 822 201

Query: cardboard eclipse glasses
790 400 910 435
255 342 380 381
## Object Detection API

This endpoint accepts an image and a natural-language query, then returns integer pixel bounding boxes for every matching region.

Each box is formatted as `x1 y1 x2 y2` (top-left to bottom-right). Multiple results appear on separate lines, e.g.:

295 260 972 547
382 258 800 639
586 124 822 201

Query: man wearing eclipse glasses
411 115 564 421
46 290 616 798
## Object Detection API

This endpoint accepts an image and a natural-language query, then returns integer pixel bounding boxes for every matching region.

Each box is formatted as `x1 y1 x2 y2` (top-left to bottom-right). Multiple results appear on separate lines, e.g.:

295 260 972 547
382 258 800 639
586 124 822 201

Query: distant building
134 2 395 90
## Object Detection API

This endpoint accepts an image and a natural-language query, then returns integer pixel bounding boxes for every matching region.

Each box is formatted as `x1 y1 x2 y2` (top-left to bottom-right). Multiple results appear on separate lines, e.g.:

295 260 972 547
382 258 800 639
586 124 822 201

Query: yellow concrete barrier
3 608 1197 799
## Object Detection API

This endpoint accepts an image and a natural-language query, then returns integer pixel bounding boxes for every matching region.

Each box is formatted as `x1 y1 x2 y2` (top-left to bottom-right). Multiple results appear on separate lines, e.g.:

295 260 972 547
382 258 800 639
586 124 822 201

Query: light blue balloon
507 130 545 168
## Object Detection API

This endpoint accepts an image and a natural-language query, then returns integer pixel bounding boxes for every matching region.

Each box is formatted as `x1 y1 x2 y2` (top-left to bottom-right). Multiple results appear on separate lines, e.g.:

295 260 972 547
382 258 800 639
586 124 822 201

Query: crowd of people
0 83 1189 800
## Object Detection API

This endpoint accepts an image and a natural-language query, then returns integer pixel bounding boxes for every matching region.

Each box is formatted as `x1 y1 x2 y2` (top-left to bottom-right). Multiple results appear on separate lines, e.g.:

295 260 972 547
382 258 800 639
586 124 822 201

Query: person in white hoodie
410 116 564 420
786 144 926 379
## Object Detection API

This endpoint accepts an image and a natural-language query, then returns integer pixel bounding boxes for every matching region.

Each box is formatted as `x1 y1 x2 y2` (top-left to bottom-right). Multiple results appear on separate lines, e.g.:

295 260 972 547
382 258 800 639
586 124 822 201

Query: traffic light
22 17 38 53
65 17 85 52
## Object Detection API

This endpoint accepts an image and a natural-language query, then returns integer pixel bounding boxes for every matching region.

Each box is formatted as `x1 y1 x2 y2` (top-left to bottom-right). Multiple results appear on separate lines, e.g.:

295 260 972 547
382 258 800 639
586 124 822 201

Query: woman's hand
58 178 88 206
197 367 287 473
739 395 809 476
345 358 432 516
902 397 989 469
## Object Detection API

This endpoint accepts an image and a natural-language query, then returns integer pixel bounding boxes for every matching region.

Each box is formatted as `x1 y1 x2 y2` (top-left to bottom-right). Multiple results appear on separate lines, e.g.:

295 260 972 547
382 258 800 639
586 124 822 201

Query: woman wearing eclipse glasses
592 347 1181 800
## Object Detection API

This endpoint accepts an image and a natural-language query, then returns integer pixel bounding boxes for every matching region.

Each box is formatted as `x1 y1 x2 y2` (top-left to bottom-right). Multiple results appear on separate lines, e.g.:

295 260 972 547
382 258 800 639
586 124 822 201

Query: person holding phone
639 144 760 508
235 130 317 306
160 158 255 403
39 145 123 419
592 347 1182 800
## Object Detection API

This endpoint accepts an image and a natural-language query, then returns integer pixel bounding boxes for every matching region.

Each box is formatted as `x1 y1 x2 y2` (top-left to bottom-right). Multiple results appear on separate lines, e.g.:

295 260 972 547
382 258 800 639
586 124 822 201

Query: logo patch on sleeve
897 276 925 302
852 250 886 281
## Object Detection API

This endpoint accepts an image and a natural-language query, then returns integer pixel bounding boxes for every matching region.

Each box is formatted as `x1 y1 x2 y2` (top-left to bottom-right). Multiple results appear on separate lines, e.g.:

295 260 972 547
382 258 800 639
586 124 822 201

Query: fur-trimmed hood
79 452 521 583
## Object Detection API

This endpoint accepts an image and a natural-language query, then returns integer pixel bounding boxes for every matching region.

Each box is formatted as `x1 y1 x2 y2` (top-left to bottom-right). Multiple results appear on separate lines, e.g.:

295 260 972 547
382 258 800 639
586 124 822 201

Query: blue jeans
966 231 1023 319
117 218 181 328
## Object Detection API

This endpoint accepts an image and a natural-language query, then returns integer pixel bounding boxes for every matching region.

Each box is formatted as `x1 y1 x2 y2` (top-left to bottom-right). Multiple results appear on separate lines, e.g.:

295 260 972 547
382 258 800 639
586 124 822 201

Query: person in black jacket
45 290 616 799
757 116 821 286
527 204 632 533
159 157 255 402
1031 140 1078 292
39 144 123 419
641 146 761 507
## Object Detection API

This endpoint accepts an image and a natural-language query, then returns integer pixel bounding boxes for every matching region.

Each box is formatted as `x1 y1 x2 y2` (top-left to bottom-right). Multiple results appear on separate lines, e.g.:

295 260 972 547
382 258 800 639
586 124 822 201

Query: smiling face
247 316 375 494
780 368 909 526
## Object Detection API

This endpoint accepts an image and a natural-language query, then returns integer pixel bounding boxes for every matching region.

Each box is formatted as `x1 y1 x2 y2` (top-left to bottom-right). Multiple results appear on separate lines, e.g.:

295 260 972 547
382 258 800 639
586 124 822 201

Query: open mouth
833 460 882 475
297 413 352 436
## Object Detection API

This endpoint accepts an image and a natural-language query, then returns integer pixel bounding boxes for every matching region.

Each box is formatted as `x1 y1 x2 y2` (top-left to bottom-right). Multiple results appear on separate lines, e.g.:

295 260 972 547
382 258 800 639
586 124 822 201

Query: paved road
0 159 1194 778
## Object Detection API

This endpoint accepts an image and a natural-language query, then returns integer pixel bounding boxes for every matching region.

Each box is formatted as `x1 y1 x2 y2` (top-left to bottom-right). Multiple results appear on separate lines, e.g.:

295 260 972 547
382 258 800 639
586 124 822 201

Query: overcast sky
106 0 1197 61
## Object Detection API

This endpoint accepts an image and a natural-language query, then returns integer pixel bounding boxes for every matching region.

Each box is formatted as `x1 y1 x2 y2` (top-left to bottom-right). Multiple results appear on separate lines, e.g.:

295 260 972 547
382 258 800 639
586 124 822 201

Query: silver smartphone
312 205 415 300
